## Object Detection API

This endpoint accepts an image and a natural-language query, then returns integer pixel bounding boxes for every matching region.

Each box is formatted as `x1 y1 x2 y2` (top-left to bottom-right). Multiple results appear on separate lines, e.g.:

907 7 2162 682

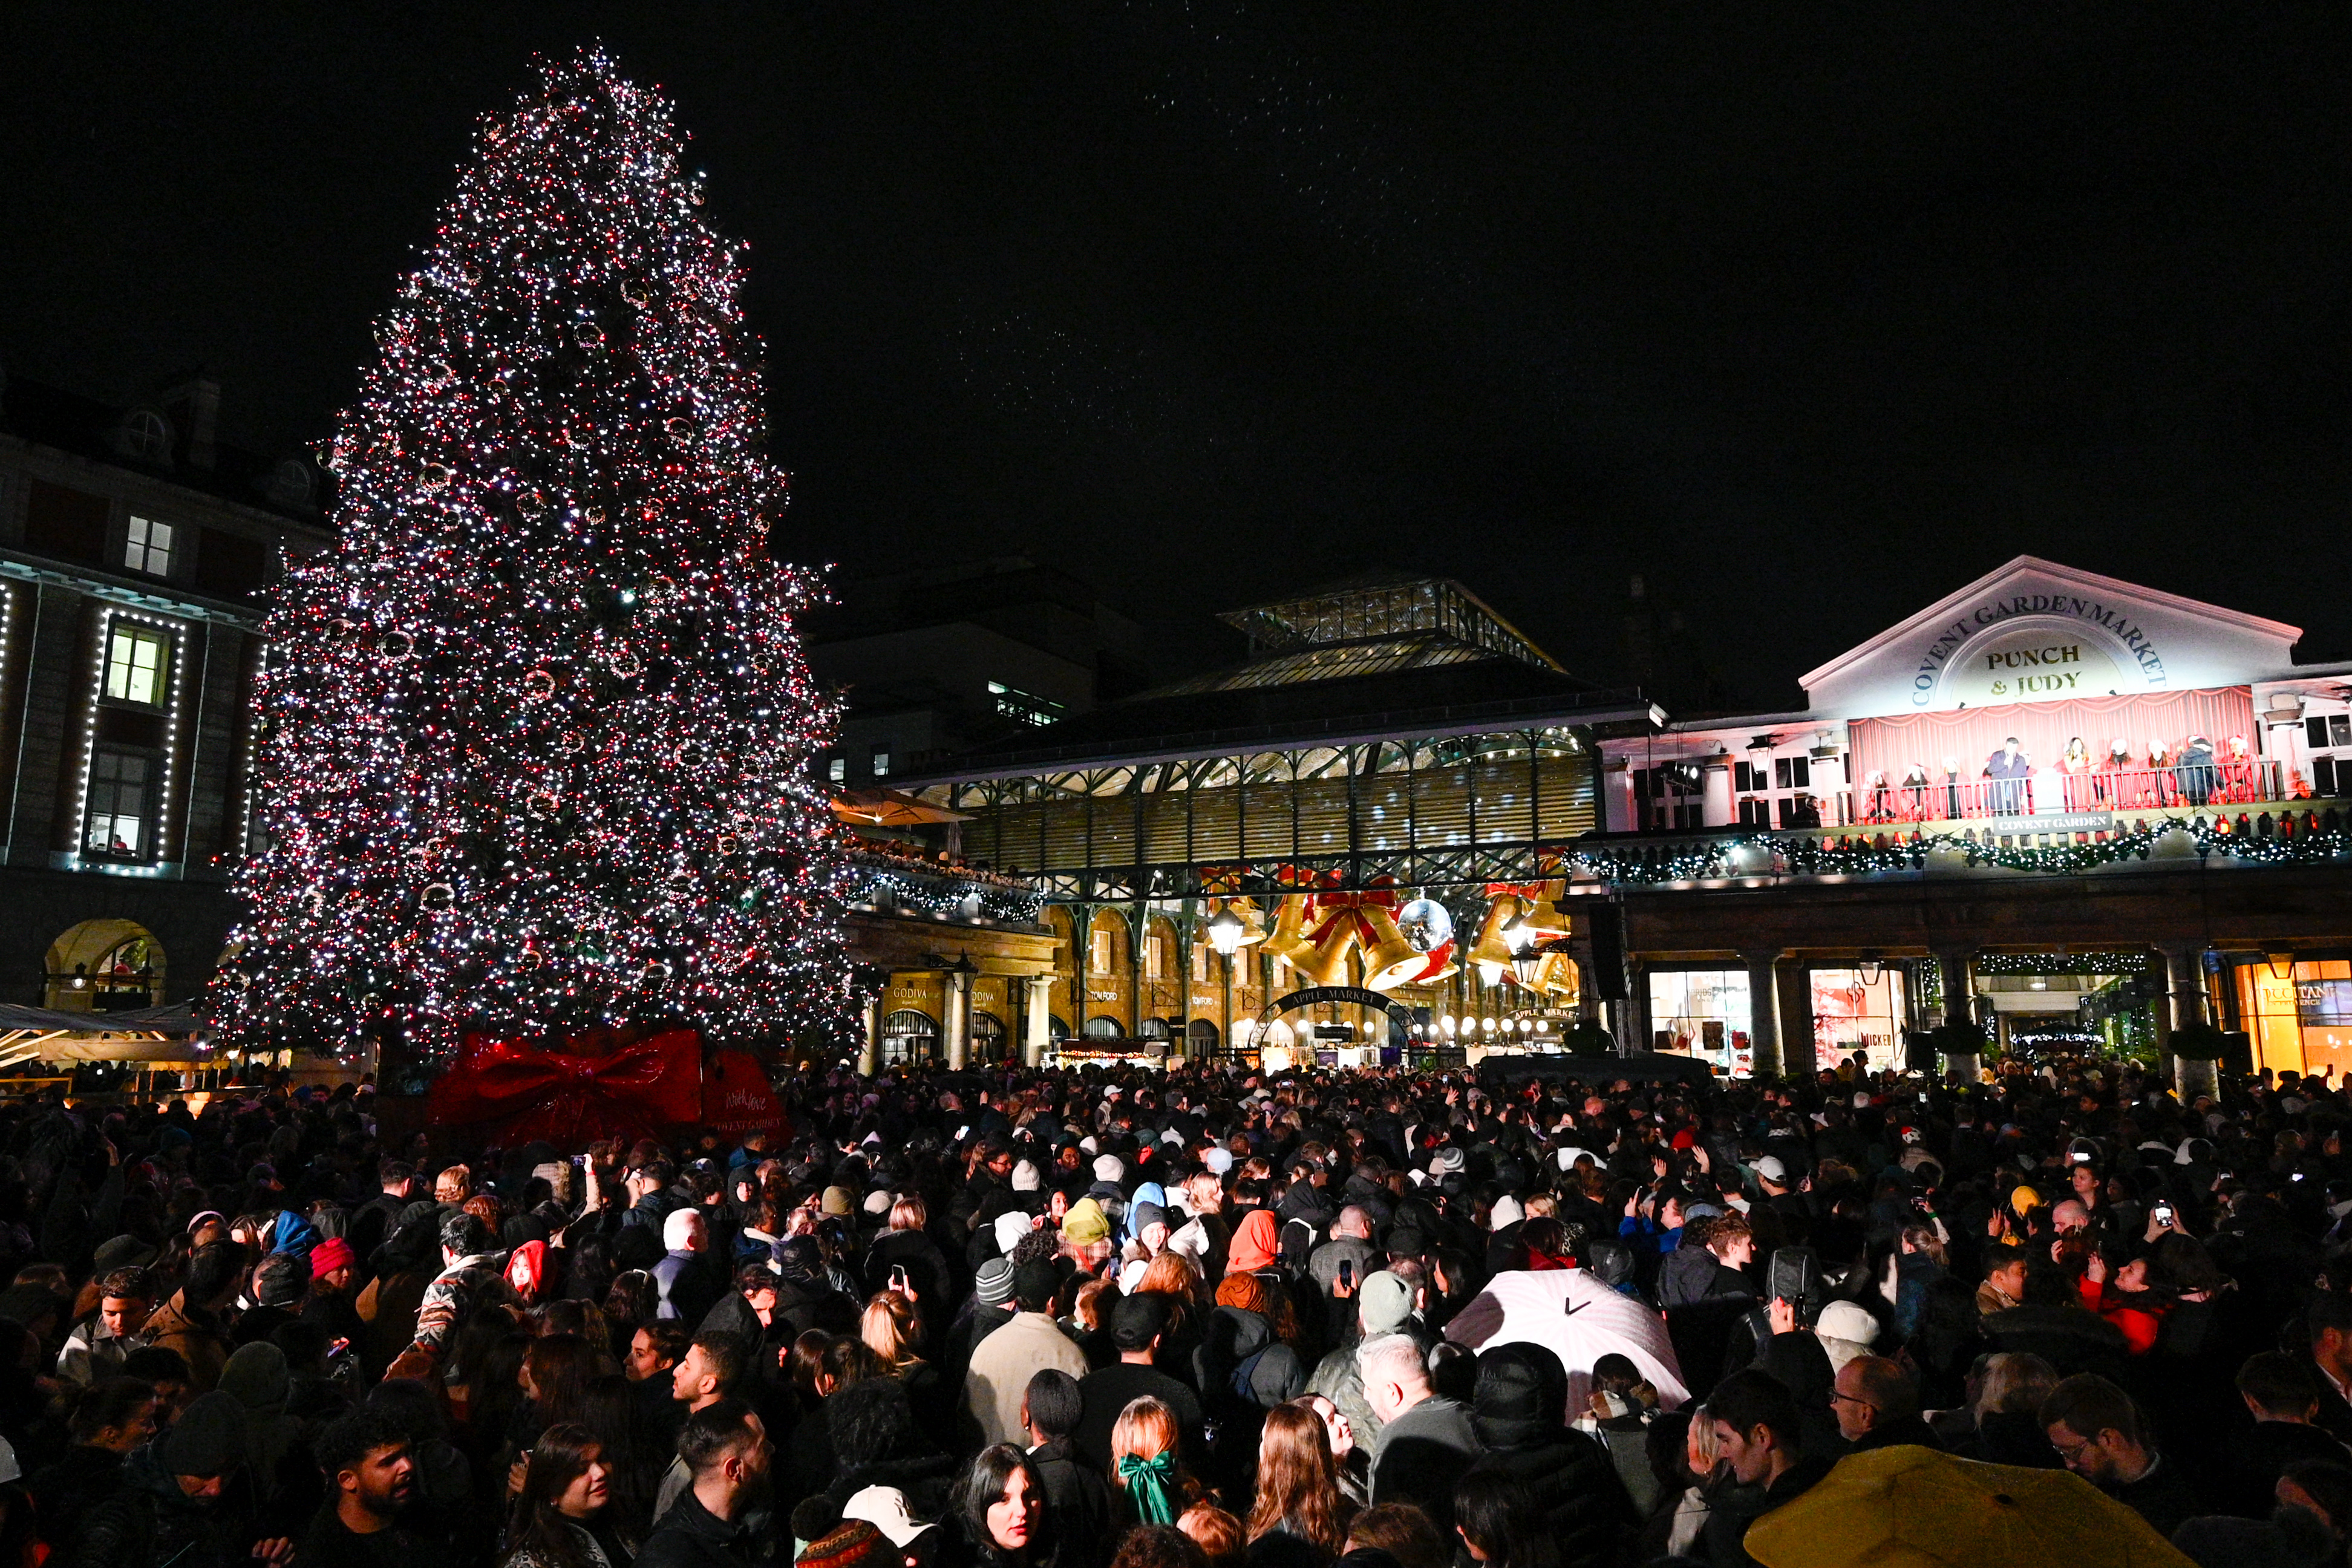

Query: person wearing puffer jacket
1459 1343 1637 1568
1195 1272 1307 1503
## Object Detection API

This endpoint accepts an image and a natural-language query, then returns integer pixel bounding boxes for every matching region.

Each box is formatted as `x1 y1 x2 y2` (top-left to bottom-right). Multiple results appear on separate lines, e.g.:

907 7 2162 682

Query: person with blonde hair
1952 1351 2060 1466
1109 1395 1197 1526
1245 1402 1355 1561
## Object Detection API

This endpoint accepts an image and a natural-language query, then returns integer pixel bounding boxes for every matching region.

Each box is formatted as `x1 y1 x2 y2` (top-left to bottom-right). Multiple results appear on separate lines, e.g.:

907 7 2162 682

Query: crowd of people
0 1051 2341 1568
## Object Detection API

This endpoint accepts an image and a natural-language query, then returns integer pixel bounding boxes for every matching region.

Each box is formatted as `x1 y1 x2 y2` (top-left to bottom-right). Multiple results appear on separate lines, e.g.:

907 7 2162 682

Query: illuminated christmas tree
212 48 848 1076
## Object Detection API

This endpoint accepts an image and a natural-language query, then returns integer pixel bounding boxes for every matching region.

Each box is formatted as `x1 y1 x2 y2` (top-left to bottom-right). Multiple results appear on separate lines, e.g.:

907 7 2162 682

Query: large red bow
427 1030 704 1146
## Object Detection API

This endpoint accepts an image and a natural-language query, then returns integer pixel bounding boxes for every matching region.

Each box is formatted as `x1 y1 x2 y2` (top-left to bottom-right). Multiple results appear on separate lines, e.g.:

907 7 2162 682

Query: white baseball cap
843 1486 934 1547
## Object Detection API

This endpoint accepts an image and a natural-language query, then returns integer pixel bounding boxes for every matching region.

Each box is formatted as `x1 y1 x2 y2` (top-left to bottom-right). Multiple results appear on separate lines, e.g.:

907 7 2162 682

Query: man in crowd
1830 1355 1941 1452
964 1261 1087 1448
1359 1331 1479 1533
2042 1373 2204 1538
638 1400 771 1568
299 1408 419 1568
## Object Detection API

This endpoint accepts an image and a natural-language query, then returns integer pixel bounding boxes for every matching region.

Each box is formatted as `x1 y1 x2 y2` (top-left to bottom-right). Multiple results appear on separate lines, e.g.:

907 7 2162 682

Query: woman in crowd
947 1445 1054 1568
1243 1403 1353 1563
501 1422 631 1568
1109 1397 1194 1529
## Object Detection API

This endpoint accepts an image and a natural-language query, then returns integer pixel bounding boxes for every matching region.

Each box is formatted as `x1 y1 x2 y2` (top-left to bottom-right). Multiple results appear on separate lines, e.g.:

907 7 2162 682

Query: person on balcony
2098 739 2131 806
1900 762 1930 821
1984 738 2031 816
2060 737 2092 811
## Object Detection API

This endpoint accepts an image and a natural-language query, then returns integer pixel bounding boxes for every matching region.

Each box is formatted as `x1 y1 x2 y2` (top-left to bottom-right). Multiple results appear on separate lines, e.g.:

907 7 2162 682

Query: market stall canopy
1745 1445 2195 1568
0 1001 209 1068
832 788 972 828
1443 1266 1690 1413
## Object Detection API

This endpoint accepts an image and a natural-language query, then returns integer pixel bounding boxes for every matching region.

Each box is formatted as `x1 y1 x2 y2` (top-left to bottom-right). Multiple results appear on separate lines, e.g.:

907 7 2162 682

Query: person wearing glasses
1828 1356 1940 1452
2039 1374 2205 1539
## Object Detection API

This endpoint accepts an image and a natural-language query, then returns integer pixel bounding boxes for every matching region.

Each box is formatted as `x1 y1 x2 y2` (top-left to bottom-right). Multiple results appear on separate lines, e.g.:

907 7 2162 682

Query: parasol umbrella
1744 1446 2197 1568
832 788 972 828
1442 1266 1690 1414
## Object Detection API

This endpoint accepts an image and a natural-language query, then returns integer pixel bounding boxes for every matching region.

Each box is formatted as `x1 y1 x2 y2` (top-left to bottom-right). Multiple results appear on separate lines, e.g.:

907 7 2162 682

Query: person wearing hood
1459 1344 1635 1568
1277 1156 1336 1273
59 1390 289 1568
1195 1272 1305 1503
771 1238 857 1340
218 1343 317 1539
1224 1210 1281 1280
354 1202 440 1380
234 1256 308 1350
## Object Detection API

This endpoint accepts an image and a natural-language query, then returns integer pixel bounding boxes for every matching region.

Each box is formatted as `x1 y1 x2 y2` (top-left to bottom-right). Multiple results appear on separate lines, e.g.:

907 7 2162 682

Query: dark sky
5 4 2350 707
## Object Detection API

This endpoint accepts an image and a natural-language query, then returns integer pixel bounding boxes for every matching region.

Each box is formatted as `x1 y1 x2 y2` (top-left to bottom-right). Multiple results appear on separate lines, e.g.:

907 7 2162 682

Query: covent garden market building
866 561 2352 1083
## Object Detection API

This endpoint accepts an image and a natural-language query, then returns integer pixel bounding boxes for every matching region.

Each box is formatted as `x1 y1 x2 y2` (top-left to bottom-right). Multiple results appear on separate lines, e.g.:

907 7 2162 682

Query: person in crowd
947 1446 1053 1568
499 1421 631 1568
1108 1399 1200 1530
1699 1371 1834 1568
1356 1333 1478 1535
57 1268 154 1388
1461 1344 1633 1568
1829 1356 1941 1452
2039 1373 2205 1538
31 1377 159 1535
140 1247 240 1394
1241 1403 1352 1563
301 1407 421 1568
962 1265 1086 1451
2211 1353 2352 1520
1021 1370 1111 1568
636 1400 768 1568
1448 1470 1558 1568
59 1390 293 1568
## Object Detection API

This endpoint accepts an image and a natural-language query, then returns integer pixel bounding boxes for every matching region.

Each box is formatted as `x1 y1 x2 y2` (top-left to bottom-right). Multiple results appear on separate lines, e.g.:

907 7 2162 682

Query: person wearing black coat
1019 1371 1111 1568
1457 1343 1636 1568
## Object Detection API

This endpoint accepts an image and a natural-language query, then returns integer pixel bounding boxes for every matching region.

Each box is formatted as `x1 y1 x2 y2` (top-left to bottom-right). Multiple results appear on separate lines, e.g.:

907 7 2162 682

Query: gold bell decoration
1533 949 1580 1003
1514 881 1573 941
1289 921 1356 987
1358 905 1426 992
1227 897 1269 946
1469 894 1521 985
1261 893 1314 967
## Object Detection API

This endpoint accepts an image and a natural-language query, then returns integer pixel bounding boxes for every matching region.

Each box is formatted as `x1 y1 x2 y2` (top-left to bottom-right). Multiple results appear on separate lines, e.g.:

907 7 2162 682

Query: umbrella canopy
1745 1446 2197 1568
832 788 972 828
1442 1266 1691 1414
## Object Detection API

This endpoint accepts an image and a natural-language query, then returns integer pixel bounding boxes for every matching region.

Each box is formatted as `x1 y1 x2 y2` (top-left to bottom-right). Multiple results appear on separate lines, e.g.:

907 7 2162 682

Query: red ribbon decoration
426 1029 705 1146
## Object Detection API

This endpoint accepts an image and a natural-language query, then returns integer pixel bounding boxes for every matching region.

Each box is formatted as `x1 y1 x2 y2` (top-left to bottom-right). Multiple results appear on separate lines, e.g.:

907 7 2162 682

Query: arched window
881 1008 939 1067
970 1011 1009 1065
1188 1018 1220 1054
1083 1016 1123 1039
1048 1014 1071 1041
1138 1017 1171 1039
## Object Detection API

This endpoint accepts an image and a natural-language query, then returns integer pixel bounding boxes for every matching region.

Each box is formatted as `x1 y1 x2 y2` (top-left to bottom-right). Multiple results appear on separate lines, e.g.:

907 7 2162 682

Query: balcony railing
1851 762 2285 825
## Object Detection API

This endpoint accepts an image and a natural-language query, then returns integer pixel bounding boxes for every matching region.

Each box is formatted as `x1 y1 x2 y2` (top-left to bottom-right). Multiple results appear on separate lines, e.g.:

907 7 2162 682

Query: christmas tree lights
212 48 849 1071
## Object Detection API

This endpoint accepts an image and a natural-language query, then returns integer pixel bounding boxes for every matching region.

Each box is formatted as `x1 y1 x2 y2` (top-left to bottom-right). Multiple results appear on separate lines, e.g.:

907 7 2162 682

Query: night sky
5 5 2349 708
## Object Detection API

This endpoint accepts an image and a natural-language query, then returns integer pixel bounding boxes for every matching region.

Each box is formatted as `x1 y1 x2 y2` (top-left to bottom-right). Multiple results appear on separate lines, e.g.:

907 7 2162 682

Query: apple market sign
1913 596 2167 708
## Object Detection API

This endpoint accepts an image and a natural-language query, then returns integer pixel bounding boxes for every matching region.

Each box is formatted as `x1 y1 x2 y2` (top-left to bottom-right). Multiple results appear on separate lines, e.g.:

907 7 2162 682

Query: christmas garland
1578 814 2352 887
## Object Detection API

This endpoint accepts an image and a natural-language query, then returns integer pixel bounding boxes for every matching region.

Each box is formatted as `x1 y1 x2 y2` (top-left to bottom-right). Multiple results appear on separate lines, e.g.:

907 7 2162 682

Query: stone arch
45 918 165 1011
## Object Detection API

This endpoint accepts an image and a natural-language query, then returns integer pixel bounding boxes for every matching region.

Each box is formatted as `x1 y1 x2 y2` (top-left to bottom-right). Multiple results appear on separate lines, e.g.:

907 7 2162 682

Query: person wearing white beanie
993 1210 1035 1257
1010 1160 1042 1192
1488 1195 1525 1233
1093 1154 1127 1186
1814 1300 1881 1374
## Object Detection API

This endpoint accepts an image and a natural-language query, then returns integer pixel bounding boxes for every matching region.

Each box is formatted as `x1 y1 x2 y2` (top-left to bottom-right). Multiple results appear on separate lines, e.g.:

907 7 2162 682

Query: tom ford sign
1913 595 2168 708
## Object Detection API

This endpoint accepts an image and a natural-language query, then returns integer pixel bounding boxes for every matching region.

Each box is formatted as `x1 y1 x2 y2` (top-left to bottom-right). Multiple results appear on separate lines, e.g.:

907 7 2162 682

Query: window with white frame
103 626 169 707
83 749 151 858
123 517 174 578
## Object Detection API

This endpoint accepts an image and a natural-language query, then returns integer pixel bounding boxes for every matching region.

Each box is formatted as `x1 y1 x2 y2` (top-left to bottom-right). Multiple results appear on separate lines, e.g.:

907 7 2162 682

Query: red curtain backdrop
427 1028 704 1146
1849 688 2256 791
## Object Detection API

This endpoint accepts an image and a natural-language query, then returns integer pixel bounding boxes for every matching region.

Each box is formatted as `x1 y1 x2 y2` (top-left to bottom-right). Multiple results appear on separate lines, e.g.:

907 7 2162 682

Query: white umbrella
1443 1267 1692 1414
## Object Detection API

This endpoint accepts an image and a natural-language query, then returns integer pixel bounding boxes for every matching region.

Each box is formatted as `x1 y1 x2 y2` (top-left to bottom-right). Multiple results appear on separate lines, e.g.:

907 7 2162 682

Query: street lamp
1206 905 1247 958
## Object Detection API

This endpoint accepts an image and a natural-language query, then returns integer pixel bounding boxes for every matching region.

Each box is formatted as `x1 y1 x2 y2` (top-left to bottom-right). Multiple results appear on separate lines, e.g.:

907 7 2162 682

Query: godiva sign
1915 601 2161 708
